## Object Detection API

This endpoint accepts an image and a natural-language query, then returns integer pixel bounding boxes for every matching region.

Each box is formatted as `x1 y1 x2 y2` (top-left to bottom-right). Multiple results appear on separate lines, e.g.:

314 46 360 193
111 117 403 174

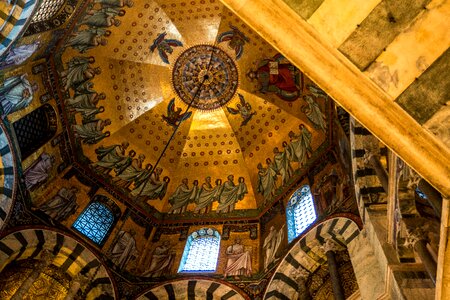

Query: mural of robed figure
0 74 38 116
110 229 139 270
141 241 175 277
38 187 79 223
223 237 252 278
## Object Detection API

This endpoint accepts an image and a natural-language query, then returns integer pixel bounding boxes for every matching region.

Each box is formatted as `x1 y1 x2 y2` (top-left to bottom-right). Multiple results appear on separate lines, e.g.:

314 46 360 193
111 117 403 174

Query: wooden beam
219 0 450 197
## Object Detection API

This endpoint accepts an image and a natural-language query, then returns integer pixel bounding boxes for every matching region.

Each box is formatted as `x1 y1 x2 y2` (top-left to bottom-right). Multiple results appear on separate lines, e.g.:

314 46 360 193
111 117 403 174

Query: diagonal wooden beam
220 0 450 197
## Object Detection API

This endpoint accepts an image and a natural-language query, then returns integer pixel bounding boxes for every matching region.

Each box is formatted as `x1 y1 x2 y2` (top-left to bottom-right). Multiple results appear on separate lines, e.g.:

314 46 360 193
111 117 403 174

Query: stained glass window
72 202 114 245
286 185 317 243
178 228 220 272
415 187 428 199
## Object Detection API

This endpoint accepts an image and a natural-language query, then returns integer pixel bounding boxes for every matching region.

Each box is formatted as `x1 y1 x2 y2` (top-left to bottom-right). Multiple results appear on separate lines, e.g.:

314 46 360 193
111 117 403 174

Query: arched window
286 185 317 243
415 187 428 199
178 228 220 273
13 104 57 160
72 195 121 246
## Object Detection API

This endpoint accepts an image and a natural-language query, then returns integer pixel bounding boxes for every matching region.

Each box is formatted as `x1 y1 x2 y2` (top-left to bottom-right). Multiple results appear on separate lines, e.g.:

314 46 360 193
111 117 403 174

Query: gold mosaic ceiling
57 0 329 216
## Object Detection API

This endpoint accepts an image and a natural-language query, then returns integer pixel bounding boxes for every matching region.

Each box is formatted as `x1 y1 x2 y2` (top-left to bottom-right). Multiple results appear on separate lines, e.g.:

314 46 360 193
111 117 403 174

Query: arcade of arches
0 0 448 299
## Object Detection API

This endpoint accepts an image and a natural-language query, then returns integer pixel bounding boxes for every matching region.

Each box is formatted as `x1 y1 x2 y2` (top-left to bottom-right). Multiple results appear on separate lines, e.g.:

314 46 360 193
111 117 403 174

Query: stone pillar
11 250 54 300
406 229 437 284
418 179 442 217
290 268 311 300
321 240 345 300
436 197 450 299
364 149 389 192
64 273 89 300
347 228 386 299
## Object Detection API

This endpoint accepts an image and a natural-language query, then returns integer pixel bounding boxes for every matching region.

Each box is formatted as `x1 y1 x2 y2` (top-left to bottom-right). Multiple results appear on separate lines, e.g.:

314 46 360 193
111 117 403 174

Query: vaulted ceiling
55 0 333 220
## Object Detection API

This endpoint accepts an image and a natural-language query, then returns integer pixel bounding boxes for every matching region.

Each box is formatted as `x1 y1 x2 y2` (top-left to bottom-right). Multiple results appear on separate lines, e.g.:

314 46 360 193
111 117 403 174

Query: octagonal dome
55 0 331 221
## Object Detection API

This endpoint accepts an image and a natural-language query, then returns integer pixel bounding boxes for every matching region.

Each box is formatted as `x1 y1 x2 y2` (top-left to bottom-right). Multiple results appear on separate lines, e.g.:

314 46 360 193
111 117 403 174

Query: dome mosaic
53 0 331 221
172 44 239 111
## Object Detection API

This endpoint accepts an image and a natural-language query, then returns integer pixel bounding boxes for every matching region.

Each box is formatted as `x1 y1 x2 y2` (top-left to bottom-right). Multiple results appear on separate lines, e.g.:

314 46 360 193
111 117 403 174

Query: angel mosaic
226 94 256 127
150 32 183 64
162 98 192 128
217 24 250 60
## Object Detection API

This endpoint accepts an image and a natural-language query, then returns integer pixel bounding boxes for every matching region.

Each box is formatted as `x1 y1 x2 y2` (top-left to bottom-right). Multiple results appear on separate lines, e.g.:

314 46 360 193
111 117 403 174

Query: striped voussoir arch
349 118 386 216
137 279 248 300
0 0 39 56
0 228 117 298
0 123 17 230
264 217 360 300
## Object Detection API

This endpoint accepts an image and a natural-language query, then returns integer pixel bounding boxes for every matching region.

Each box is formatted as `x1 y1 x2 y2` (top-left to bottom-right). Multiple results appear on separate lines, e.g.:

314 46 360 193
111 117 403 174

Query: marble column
436 197 450 299
364 149 389 192
322 240 345 300
11 250 54 300
64 273 89 300
347 228 386 299
290 267 311 300
406 230 437 284
418 179 442 217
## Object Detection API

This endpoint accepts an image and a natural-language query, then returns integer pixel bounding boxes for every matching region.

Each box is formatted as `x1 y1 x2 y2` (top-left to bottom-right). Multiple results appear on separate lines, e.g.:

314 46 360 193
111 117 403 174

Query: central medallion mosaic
172 45 239 111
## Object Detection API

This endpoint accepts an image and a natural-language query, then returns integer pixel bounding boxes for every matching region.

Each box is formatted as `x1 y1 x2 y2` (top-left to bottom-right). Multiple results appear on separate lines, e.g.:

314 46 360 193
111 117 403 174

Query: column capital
321 239 340 253
404 228 426 248
363 148 380 165
74 272 89 285
290 267 310 282
37 250 54 268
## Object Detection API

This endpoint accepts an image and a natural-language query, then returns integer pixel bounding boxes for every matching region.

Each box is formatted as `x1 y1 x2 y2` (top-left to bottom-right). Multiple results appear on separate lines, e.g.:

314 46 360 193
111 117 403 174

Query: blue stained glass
415 187 428 199
178 228 220 273
286 185 317 243
72 202 114 245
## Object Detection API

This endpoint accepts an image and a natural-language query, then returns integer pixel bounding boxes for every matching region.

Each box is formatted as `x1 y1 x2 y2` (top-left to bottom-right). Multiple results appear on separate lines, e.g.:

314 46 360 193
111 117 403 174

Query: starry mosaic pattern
58 0 329 214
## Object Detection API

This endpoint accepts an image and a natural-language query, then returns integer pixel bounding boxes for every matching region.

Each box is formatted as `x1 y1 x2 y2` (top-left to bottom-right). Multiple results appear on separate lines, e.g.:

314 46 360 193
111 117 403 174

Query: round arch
264 216 360 299
0 227 117 299
0 0 40 57
0 122 17 231
136 278 250 300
